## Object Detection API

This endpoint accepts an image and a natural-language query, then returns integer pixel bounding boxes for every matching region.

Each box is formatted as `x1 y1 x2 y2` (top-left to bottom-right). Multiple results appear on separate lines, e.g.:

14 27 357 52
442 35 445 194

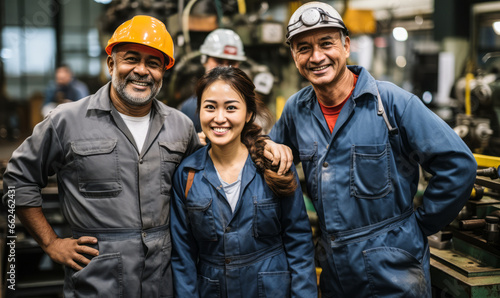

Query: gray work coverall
2 82 201 297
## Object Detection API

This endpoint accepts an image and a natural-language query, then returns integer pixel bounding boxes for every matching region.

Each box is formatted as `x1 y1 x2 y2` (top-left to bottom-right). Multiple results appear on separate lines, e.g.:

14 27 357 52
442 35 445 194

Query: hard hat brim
286 24 346 45
204 53 246 62
106 42 175 70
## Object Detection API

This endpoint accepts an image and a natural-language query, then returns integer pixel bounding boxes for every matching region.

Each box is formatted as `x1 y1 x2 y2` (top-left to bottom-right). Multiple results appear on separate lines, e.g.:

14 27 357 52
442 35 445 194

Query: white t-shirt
215 167 243 213
117 111 151 153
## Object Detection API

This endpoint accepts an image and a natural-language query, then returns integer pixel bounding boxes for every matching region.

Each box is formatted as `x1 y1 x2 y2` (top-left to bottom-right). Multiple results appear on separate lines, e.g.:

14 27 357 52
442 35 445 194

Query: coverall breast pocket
350 143 391 199
71 139 122 198
159 141 186 195
253 197 281 237
186 197 218 241
363 247 428 297
66 252 123 297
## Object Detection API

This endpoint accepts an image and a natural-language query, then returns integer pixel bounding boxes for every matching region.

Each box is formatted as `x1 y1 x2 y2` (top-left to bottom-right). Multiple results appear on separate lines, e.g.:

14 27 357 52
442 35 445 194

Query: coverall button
225 258 231 264
323 162 328 168
225 227 231 233
142 232 147 238
139 159 143 164
331 235 335 241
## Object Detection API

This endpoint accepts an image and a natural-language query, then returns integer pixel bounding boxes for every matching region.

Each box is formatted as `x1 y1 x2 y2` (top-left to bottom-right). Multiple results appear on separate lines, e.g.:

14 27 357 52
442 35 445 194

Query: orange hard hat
105 15 175 70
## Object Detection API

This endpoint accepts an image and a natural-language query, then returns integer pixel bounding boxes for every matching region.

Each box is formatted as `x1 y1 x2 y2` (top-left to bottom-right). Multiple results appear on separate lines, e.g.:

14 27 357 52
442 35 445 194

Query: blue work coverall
269 66 477 297
2 82 200 297
171 145 318 297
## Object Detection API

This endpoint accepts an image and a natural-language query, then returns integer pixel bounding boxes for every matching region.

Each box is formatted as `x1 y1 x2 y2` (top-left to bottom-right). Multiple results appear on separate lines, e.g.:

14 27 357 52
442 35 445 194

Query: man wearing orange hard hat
2 15 201 297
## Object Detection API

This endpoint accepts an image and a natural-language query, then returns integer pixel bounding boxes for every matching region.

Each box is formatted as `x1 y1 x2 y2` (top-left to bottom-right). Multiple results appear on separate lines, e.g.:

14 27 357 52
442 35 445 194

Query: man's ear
106 55 114 76
344 36 351 58
290 47 300 70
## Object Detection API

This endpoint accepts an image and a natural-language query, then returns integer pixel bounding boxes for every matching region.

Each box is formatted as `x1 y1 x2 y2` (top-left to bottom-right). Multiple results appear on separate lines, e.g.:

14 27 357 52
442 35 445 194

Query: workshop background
1 0 500 297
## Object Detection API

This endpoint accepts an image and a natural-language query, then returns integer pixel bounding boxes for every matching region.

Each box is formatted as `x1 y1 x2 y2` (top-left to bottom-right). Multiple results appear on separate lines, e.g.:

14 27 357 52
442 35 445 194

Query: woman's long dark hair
196 66 297 197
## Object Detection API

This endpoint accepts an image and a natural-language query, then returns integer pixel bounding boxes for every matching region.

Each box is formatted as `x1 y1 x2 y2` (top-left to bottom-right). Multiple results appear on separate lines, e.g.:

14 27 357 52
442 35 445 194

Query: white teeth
311 65 329 71
132 81 148 86
213 127 229 133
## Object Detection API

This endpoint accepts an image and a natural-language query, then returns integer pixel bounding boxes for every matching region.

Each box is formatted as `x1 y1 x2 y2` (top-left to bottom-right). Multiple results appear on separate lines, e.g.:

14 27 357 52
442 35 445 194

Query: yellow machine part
474 153 500 168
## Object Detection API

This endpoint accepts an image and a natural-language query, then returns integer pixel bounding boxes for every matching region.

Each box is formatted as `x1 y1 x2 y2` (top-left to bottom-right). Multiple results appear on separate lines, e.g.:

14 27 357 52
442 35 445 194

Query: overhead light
396 56 407 68
493 21 500 35
422 91 433 104
393 27 408 42
94 0 112 4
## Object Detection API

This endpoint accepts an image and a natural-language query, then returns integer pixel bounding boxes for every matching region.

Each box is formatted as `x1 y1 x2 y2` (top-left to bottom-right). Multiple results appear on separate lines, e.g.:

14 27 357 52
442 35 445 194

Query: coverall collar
182 145 257 205
86 81 173 156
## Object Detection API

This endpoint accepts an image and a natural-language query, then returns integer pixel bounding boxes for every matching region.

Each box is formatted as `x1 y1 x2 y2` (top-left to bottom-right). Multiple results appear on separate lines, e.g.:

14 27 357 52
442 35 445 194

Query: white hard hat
200 29 246 61
286 2 348 45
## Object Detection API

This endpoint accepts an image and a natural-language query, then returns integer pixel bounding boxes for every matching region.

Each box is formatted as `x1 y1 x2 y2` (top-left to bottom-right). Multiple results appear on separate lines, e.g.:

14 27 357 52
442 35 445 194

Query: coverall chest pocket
186 197 218 241
71 139 122 198
299 142 318 201
350 143 391 199
159 141 186 195
253 197 281 238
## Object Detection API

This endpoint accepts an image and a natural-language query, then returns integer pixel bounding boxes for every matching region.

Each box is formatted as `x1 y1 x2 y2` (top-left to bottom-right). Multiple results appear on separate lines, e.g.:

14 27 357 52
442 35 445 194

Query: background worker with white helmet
180 28 246 133
269 2 477 297
2 15 201 297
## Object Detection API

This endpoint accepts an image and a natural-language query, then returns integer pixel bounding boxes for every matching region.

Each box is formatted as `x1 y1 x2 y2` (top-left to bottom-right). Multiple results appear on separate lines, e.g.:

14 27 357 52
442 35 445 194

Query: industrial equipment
430 3 500 296
429 157 500 297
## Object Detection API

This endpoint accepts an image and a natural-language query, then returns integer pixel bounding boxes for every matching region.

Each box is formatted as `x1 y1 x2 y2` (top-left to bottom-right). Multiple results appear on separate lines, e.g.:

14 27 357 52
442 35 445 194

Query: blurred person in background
42 64 89 117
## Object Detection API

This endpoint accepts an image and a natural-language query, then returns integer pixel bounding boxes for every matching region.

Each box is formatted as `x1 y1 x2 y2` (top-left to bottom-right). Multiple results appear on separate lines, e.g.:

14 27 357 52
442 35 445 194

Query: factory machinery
428 154 500 297
429 47 500 296
1 0 500 296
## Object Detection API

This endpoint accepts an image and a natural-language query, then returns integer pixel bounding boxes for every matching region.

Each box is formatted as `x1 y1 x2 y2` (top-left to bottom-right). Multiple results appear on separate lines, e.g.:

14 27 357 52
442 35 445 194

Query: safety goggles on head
286 7 349 41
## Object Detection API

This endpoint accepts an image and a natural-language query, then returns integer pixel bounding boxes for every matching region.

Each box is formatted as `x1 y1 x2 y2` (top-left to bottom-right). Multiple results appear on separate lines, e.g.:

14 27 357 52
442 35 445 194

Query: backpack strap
184 169 196 198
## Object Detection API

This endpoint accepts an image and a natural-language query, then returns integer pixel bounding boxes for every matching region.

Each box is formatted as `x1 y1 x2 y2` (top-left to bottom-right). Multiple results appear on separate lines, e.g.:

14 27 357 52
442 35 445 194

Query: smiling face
199 79 252 149
290 27 350 88
107 43 165 106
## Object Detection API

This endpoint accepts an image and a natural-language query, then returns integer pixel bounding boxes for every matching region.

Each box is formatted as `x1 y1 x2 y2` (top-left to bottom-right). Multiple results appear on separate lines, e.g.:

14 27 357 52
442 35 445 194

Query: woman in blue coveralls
171 66 318 297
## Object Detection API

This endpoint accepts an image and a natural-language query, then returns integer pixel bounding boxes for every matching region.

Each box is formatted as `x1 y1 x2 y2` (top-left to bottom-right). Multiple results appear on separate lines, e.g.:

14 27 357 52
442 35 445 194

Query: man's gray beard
112 74 162 106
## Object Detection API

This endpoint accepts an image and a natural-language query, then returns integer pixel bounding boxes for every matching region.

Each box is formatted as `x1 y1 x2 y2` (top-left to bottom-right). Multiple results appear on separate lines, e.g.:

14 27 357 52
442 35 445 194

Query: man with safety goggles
269 2 476 297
